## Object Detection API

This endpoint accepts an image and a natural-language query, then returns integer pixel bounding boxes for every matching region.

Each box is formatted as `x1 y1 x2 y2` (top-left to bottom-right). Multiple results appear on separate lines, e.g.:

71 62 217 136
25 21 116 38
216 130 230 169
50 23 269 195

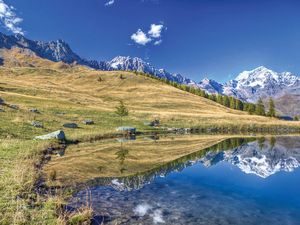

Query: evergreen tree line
133 71 277 117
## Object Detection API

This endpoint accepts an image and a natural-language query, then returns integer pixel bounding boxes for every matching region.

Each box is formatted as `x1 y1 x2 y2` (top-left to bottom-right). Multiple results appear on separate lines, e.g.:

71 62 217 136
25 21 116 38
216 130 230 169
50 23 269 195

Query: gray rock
35 130 65 140
63 123 78 129
31 121 43 128
10 104 19 110
83 119 94 125
144 121 154 126
29 108 40 113
144 120 160 127
116 126 136 134
0 98 4 105
56 112 66 115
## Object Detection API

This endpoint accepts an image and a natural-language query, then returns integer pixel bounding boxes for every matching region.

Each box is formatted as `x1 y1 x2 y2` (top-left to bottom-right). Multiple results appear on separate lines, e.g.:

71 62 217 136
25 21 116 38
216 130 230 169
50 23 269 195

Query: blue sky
1 0 300 82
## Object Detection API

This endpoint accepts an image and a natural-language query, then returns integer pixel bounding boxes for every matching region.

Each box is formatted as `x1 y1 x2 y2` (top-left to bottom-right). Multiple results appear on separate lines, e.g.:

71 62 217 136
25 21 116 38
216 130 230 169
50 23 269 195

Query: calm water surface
69 136 300 225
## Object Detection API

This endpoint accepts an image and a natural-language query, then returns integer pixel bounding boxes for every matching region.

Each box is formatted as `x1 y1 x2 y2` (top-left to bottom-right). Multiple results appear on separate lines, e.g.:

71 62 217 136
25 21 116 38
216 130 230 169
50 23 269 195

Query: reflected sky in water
70 136 300 225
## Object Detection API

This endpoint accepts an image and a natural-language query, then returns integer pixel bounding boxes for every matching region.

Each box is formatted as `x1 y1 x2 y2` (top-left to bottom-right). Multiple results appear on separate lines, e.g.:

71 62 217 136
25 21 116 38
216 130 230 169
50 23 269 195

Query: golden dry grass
1 47 299 136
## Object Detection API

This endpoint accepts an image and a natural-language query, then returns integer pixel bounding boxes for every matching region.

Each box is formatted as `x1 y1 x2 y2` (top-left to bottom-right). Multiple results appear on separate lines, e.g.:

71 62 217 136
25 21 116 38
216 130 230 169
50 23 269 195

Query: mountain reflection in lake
69 136 300 225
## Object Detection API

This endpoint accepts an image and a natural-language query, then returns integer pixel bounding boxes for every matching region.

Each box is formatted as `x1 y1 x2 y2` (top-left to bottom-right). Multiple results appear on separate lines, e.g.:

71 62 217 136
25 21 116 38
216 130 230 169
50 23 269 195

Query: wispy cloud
0 0 24 35
105 0 115 6
131 23 165 46
131 29 152 45
154 39 162 46
106 0 159 6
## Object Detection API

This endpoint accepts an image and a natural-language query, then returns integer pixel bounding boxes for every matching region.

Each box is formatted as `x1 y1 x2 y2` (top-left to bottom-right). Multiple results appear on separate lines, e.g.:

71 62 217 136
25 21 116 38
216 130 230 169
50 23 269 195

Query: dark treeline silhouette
132 71 276 117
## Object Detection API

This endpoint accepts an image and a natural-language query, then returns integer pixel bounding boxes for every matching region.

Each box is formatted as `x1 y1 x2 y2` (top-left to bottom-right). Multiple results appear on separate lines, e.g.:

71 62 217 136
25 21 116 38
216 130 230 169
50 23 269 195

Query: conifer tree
223 96 230 107
229 97 235 109
235 99 243 110
268 97 276 117
216 95 223 105
255 97 265 116
115 100 129 126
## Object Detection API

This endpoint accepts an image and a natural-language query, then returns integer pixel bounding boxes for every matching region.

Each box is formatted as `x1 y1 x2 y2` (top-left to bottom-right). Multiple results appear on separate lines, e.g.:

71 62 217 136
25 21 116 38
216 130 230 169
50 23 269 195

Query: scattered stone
31 121 43 128
144 120 160 127
10 104 19 110
63 123 78 129
83 119 94 125
117 126 136 134
0 98 4 105
34 130 66 140
56 112 66 115
56 150 65 157
29 108 40 113
152 119 160 127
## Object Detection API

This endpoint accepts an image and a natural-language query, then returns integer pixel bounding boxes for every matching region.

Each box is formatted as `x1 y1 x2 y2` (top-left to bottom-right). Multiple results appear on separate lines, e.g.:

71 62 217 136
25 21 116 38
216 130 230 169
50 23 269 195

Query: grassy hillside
1 48 298 140
1 48 300 223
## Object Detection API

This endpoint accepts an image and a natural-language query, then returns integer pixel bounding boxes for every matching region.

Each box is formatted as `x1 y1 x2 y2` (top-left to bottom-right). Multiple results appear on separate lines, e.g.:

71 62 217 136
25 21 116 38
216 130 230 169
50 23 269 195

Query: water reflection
69 136 300 225
202 136 300 178
92 136 300 191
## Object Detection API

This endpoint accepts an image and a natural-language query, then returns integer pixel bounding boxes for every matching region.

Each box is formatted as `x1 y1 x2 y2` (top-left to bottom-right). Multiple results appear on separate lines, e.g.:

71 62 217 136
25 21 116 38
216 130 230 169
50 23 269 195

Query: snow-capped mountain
200 66 300 102
198 78 224 94
197 66 300 116
106 56 196 84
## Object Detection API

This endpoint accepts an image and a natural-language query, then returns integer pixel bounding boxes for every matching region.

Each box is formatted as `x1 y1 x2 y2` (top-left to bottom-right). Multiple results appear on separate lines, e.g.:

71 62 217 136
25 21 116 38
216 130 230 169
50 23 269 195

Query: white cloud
131 23 165 46
105 0 115 6
154 40 162 45
0 0 23 35
148 24 163 38
131 29 152 45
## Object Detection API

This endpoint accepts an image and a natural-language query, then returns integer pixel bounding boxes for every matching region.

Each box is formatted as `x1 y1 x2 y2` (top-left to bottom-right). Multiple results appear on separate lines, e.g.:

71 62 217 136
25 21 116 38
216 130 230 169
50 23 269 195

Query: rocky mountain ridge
1 32 300 116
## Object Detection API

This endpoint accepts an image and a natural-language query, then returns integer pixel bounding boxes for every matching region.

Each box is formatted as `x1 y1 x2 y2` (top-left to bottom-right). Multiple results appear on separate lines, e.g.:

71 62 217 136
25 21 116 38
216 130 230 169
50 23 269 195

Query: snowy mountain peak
108 55 155 73
235 66 280 88
201 77 212 83
198 77 223 94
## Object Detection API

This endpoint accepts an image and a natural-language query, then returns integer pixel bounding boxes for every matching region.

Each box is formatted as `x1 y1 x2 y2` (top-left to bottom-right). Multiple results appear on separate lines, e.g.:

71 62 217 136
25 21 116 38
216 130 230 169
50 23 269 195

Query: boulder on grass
116 126 136 134
83 119 94 125
144 121 154 126
63 123 78 129
10 104 19 110
144 120 160 127
0 98 4 105
35 130 65 140
31 121 43 128
29 108 40 113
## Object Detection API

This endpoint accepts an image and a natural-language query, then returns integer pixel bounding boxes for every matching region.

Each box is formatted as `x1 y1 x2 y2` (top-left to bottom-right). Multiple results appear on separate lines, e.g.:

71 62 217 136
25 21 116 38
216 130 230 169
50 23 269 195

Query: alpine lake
45 134 300 225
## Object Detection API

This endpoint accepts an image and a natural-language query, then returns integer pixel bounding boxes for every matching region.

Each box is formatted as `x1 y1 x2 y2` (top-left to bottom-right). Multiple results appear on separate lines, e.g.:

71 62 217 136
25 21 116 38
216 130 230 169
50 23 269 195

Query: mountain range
0 32 299 116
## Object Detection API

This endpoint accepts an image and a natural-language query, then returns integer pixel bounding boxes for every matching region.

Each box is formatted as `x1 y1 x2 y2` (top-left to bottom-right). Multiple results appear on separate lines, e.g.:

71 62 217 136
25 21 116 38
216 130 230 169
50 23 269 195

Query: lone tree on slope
115 100 129 126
